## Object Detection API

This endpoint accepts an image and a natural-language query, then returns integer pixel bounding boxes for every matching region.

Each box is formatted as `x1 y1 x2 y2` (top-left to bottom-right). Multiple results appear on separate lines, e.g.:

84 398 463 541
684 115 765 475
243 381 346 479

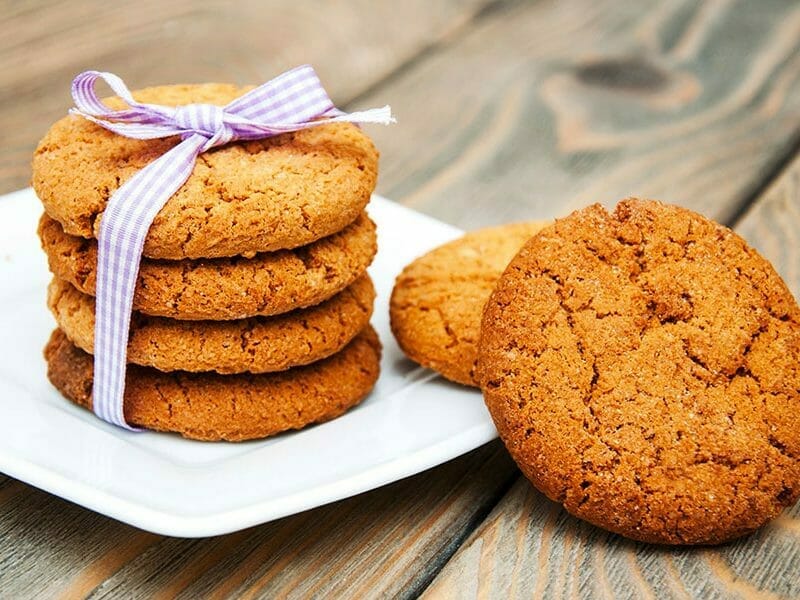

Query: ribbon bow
70 66 394 430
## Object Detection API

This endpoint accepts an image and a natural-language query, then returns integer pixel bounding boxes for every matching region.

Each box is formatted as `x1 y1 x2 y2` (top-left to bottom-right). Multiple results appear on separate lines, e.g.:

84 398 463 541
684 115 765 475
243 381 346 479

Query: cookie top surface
39 212 376 320
390 221 547 386
32 83 379 259
45 325 381 442
479 199 800 544
49 274 375 374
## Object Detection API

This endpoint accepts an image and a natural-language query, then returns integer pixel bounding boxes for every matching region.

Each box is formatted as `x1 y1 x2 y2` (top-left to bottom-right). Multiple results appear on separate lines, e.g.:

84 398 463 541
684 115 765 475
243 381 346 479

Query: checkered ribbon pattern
69 66 394 429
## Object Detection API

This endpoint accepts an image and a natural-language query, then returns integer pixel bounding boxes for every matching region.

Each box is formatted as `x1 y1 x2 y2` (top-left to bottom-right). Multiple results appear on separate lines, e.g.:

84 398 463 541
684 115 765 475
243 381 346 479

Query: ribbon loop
68 67 393 430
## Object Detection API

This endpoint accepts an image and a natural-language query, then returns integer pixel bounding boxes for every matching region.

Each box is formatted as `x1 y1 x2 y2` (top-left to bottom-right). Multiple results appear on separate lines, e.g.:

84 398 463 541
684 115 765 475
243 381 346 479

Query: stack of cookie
33 83 382 441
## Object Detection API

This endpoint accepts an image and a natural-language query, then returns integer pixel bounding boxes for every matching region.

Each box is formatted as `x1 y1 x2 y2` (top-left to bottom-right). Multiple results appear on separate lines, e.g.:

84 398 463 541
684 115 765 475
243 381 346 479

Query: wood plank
0 441 517 599
424 480 800 599
422 153 800 600
364 0 800 227
736 155 800 299
0 0 488 193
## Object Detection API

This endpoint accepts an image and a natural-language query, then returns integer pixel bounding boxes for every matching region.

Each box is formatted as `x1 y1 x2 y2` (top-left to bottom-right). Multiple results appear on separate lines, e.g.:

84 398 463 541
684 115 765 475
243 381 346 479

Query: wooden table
2 1 800 597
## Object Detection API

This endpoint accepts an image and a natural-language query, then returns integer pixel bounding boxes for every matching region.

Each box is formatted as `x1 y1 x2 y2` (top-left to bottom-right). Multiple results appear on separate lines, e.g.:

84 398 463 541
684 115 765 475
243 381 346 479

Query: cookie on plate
45 326 382 441
390 221 547 386
479 198 800 544
48 274 375 374
39 212 377 320
32 84 379 260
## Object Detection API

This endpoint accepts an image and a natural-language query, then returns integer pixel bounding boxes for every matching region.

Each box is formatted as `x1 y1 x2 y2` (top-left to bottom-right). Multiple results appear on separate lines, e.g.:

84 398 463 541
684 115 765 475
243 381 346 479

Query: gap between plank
728 131 800 228
405 461 520 600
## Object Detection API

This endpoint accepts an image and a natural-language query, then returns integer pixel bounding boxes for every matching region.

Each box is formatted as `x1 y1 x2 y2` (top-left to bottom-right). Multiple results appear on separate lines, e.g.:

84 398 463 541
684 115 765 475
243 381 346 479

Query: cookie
45 326 381 441
39 212 377 320
479 199 800 544
32 83 379 260
390 221 548 386
48 274 375 374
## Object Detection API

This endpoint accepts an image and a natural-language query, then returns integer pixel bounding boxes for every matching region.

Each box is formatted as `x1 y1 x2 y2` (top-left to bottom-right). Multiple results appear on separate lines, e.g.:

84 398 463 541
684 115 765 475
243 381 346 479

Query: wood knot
575 58 667 91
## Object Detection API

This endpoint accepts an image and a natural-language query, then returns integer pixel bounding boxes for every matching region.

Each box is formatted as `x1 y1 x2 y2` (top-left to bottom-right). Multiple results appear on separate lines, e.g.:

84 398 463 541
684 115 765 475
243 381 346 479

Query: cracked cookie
32 83 379 260
479 198 800 544
390 221 548 386
39 212 377 320
45 325 382 441
48 274 375 374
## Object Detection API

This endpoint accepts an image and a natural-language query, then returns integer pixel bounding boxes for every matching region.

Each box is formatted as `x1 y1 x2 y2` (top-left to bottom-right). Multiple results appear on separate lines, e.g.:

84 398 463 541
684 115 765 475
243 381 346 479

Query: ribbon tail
327 105 395 125
92 134 207 429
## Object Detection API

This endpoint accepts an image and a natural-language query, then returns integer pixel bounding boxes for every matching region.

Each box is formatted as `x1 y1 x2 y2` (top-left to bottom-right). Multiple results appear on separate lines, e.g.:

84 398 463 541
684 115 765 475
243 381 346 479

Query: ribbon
69 66 394 429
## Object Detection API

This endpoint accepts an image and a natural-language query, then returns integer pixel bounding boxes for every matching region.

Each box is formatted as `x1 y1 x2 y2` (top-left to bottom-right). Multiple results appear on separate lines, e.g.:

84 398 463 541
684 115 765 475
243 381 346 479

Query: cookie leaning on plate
45 327 381 441
48 274 375 374
479 198 800 544
390 221 547 386
32 84 379 260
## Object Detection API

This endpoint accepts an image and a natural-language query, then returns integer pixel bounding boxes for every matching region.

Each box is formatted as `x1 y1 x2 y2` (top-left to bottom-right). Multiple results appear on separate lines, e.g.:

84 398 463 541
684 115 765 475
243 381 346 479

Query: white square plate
0 188 495 537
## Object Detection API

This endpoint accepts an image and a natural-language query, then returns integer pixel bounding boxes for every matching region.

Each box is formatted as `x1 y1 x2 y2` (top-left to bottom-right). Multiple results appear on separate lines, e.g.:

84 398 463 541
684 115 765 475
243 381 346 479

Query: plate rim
0 420 495 537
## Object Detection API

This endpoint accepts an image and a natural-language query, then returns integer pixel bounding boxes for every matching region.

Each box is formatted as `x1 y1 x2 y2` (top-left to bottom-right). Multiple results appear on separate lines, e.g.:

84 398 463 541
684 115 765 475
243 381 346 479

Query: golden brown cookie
45 326 381 441
48 274 375 374
32 83 379 260
390 221 548 386
39 212 377 320
479 199 800 545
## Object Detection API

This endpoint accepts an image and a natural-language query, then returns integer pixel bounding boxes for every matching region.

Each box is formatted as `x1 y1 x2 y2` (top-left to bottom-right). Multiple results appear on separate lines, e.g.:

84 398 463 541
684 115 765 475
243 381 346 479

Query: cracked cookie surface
479 198 800 544
49 274 375 374
390 221 548 386
45 326 381 441
39 212 376 320
32 83 379 259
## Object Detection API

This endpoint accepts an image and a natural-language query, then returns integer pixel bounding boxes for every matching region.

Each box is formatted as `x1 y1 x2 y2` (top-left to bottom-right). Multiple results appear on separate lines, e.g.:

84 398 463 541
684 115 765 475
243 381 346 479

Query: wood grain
0 0 488 193
364 0 800 228
422 154 800 600
424 480 800 599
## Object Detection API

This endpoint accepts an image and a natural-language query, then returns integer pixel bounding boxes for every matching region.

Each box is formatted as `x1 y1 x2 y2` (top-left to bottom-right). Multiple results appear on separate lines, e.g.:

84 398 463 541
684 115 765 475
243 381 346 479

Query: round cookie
479 199 800 545
32 83 379 260
390 221 547 386
39 212 377 320
48 274 375 374
45 326 381 441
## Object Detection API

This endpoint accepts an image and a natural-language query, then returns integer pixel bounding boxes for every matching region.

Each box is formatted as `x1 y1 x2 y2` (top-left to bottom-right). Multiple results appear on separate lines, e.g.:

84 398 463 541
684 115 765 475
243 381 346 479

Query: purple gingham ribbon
69 66 394 430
